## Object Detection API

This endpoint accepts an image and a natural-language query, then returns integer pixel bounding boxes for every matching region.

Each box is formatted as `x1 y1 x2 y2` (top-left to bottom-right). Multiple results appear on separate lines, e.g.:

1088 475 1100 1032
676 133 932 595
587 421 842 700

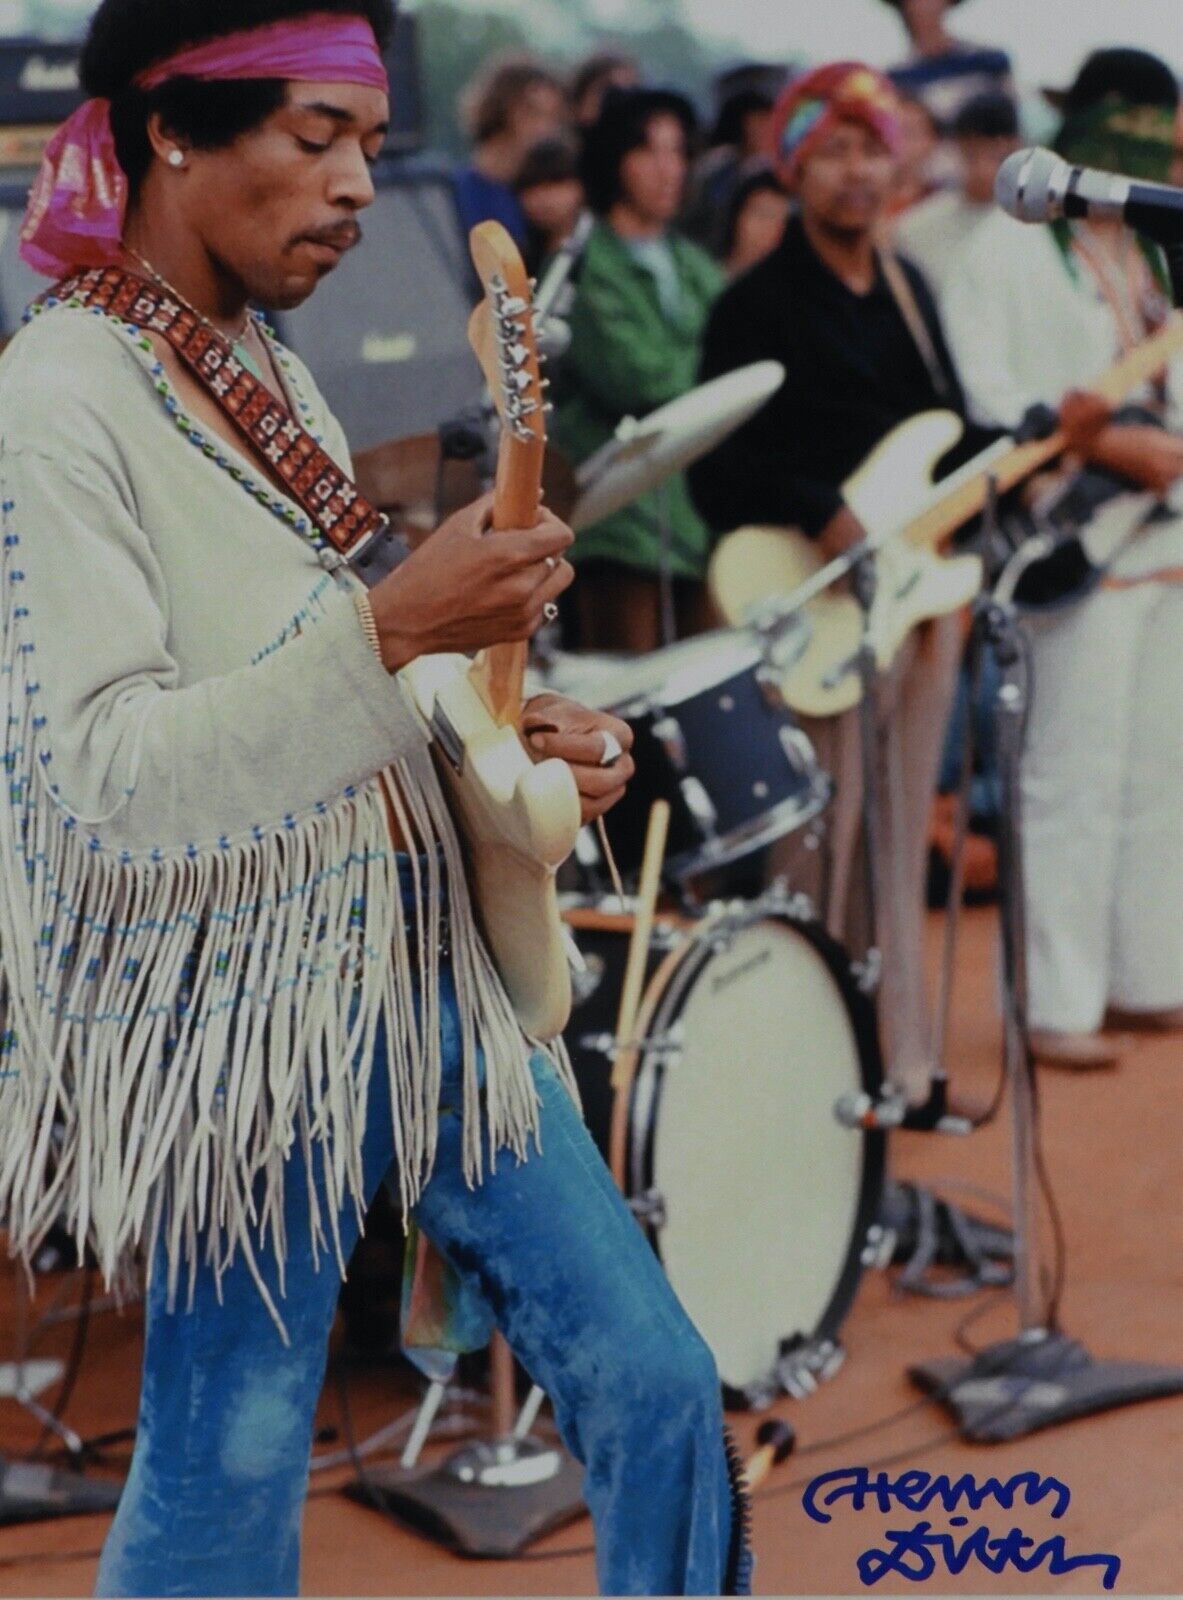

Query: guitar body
401 653 581 1040
710 412 982 718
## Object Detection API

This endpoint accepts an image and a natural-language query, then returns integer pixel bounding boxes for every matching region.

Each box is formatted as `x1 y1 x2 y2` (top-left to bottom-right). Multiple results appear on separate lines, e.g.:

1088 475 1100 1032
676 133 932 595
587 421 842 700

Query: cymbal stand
850 546 884 1001
657 478 677 648
910 511 1183 1439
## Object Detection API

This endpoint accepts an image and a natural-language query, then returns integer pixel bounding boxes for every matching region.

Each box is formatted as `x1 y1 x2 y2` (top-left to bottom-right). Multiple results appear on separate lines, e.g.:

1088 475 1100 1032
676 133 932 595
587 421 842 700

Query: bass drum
563 896 885 1403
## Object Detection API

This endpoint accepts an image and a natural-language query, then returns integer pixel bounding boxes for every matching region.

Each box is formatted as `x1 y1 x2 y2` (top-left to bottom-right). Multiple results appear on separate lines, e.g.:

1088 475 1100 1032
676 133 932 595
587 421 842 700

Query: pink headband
20 13 389 278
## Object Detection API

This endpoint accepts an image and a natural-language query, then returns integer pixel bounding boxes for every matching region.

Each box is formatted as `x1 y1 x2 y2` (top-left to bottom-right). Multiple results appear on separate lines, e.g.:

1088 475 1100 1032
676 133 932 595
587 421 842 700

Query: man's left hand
522 693 635 825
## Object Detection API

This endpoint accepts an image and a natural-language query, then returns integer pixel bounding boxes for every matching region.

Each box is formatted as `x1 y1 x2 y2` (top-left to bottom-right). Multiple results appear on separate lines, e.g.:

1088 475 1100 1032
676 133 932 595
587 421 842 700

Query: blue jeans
96 919 745 1595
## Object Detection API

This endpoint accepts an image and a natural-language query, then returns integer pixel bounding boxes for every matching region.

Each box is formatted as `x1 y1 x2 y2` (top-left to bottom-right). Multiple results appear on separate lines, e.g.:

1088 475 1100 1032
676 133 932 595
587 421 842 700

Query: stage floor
2 907 1182 1597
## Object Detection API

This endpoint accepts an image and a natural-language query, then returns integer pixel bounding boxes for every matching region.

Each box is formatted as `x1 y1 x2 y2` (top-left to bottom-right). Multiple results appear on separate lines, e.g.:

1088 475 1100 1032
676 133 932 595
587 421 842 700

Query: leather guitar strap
879 249 955 404
38 266 389 565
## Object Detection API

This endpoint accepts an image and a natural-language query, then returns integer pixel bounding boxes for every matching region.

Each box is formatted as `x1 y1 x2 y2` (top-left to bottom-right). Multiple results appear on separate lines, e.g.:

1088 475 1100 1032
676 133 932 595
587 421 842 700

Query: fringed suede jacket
0 297 566 1327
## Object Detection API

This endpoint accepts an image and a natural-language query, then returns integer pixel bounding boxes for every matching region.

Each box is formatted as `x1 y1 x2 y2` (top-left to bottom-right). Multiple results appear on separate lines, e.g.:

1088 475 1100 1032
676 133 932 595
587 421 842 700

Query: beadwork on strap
39 267 388 562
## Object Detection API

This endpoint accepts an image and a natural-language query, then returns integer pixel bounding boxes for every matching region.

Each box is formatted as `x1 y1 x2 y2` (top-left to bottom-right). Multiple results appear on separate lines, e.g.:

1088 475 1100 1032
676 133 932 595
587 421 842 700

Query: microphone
533 210 595 360
995 146 1183 246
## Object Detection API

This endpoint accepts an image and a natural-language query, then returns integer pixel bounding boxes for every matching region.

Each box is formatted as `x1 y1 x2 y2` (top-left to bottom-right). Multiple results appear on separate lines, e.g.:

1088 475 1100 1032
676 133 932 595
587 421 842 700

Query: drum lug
776 1336 847 1399
650 713 688 773
577 1030 684 1061
755 664 787 710
852 947 882 996
861 1223 898 1271
628 1187 667 1230
679 776 719 838
763 883 817 924
778 724 818 775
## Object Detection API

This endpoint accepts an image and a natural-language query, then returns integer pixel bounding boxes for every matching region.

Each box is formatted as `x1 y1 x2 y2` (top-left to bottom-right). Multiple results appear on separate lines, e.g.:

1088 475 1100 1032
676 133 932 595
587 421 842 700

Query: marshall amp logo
18 58 80 94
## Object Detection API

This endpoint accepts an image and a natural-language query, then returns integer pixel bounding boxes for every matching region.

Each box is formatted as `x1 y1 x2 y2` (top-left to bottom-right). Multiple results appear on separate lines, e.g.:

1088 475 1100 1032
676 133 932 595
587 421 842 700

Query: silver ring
545 556 559 572
543 601 560 624
598 730 625 768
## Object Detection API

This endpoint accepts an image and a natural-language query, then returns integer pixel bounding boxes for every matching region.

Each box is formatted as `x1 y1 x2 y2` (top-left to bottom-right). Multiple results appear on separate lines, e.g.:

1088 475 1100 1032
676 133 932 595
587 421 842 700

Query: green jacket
550 221 725 580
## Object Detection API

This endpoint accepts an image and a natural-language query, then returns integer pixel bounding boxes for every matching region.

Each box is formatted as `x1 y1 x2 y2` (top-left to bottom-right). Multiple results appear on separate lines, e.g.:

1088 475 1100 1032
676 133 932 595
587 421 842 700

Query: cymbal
570 361 786 532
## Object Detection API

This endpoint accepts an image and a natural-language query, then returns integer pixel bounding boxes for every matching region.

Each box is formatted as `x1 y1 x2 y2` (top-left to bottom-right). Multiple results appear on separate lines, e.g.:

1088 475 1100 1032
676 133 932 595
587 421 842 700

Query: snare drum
563 894 885 1402
585 632 830 885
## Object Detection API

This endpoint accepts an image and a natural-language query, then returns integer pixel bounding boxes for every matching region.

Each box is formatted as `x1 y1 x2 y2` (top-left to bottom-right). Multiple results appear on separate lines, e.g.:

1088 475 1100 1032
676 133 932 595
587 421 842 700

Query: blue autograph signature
803 1467 1121 1590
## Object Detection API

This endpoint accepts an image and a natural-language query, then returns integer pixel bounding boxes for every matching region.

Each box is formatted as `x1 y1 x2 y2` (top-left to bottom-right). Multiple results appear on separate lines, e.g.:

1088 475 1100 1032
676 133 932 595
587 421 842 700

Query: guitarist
941 48 1183 1069
689 61 1006 1120
0 3 750 1596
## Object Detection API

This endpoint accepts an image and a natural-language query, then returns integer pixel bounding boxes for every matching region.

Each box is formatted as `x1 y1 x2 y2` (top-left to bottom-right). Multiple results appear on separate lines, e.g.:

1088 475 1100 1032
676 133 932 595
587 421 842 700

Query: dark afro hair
579 86 699 216
81 0 397 195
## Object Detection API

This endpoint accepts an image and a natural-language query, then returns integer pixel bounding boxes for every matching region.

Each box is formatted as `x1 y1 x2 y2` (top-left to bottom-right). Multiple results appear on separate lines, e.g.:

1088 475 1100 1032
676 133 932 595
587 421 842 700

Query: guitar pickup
431 701 466 775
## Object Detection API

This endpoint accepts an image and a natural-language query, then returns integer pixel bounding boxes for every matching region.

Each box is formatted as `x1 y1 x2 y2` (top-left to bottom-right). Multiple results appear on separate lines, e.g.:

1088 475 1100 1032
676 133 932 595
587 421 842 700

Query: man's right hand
369 494 575 672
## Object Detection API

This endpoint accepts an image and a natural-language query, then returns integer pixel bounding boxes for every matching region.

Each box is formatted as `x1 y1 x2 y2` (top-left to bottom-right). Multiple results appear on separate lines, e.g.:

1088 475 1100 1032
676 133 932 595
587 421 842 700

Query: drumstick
744 1419 796 1490
611 801 669 1094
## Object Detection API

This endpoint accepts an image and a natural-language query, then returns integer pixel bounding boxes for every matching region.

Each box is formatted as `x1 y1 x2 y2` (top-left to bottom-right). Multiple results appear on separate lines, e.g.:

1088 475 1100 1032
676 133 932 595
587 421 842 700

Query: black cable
28 1264 96 1463
952 1287 1011 1356
0 1549 104 1573
333 1356 394 1521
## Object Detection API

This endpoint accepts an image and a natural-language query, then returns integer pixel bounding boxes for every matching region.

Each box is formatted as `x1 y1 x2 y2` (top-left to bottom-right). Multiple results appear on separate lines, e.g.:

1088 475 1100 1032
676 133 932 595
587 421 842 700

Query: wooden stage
2 906 1182 1596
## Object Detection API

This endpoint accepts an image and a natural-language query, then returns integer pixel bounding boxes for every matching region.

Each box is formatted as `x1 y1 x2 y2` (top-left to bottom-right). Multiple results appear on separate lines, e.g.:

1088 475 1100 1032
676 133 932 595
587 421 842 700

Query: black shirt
688 213 998 539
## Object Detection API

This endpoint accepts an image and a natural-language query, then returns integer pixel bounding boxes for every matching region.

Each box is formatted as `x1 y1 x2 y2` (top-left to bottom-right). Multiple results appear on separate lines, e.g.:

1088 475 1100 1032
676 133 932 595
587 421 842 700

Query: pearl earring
167 149 184 168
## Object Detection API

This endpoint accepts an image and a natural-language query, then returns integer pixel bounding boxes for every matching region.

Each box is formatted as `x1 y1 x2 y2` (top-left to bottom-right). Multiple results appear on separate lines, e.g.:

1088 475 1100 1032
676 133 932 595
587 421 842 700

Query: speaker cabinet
272 159 483 451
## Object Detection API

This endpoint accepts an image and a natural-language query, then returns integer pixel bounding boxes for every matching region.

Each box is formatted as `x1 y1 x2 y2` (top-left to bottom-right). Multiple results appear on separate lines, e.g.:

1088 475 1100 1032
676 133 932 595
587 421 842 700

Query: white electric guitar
401 223 582 1040
711 314 1183 719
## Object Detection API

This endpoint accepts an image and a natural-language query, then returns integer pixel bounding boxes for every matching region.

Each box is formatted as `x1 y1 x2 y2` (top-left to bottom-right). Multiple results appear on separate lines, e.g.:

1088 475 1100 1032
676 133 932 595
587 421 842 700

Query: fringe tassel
0 538 559 1338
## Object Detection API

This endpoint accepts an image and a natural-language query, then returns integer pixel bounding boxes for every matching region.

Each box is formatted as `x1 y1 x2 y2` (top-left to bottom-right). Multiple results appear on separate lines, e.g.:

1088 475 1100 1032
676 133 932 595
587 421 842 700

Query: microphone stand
909 497 1183 1440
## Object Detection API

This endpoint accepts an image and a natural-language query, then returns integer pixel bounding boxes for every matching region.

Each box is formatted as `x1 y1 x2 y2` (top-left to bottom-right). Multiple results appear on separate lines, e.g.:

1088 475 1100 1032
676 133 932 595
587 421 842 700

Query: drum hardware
911 476 1183 1440
679 776 719 836
626 1189 668 1229
650 713 688 770
850 948 883 998
861 1222 898 1271
775 1336 847 1401
578 1028 684 1062
562 893 886 1402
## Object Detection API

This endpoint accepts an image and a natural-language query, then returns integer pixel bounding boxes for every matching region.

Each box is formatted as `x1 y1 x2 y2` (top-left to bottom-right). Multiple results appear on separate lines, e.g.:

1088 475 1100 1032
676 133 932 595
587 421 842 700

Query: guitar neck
478 433 546 727
907 313 1183 552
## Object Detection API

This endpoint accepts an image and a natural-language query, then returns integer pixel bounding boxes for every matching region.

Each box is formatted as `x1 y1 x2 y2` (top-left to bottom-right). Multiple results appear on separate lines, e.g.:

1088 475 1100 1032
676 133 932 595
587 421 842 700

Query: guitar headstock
468 221 548 453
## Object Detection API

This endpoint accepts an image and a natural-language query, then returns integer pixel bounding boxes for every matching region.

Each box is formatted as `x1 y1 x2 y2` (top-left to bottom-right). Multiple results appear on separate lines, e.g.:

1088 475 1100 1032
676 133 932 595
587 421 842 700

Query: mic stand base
910 1330 1183 1443
346 1435 587 1558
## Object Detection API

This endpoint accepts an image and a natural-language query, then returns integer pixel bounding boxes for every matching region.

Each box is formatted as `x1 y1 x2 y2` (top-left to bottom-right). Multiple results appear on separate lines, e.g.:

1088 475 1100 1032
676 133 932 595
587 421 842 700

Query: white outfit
894 191 993 297
943 210 1183 1031
0 301 557 1304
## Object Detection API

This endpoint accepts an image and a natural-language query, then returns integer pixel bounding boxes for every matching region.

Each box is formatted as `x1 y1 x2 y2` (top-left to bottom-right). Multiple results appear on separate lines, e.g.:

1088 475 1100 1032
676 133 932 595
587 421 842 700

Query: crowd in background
441 0 1183 1080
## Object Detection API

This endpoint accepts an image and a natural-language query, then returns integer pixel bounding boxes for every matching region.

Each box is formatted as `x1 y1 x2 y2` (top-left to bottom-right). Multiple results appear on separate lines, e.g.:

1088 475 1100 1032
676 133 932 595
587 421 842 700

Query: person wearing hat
689 62 1003 1118
941 48 1183 1068
549 86 725 652
894 89 1020 292
885 0 1013 140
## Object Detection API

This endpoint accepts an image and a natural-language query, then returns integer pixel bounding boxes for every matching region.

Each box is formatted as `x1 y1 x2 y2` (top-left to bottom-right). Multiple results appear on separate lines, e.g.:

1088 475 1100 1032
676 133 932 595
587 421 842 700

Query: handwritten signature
803 1467 1121 1590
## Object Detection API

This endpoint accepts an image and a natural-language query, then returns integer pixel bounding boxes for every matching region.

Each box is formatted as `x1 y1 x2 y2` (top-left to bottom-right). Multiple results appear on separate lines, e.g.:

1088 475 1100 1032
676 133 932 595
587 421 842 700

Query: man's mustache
299 222 363 251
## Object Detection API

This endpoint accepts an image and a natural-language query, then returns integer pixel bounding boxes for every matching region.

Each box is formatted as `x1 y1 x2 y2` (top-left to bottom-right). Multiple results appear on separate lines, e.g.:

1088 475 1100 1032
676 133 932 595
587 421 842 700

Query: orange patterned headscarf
769 61 902 181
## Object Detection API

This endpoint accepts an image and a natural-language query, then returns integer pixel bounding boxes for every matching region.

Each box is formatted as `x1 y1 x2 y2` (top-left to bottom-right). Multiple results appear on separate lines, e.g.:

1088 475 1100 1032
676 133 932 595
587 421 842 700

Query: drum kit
511 364 903 1406
351 359 907 1403
347 364 898 1558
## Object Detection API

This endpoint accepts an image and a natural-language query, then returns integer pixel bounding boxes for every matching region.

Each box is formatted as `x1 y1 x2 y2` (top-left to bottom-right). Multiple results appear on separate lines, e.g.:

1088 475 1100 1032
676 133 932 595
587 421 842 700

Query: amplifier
272 158 482 451
0 38 82 127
